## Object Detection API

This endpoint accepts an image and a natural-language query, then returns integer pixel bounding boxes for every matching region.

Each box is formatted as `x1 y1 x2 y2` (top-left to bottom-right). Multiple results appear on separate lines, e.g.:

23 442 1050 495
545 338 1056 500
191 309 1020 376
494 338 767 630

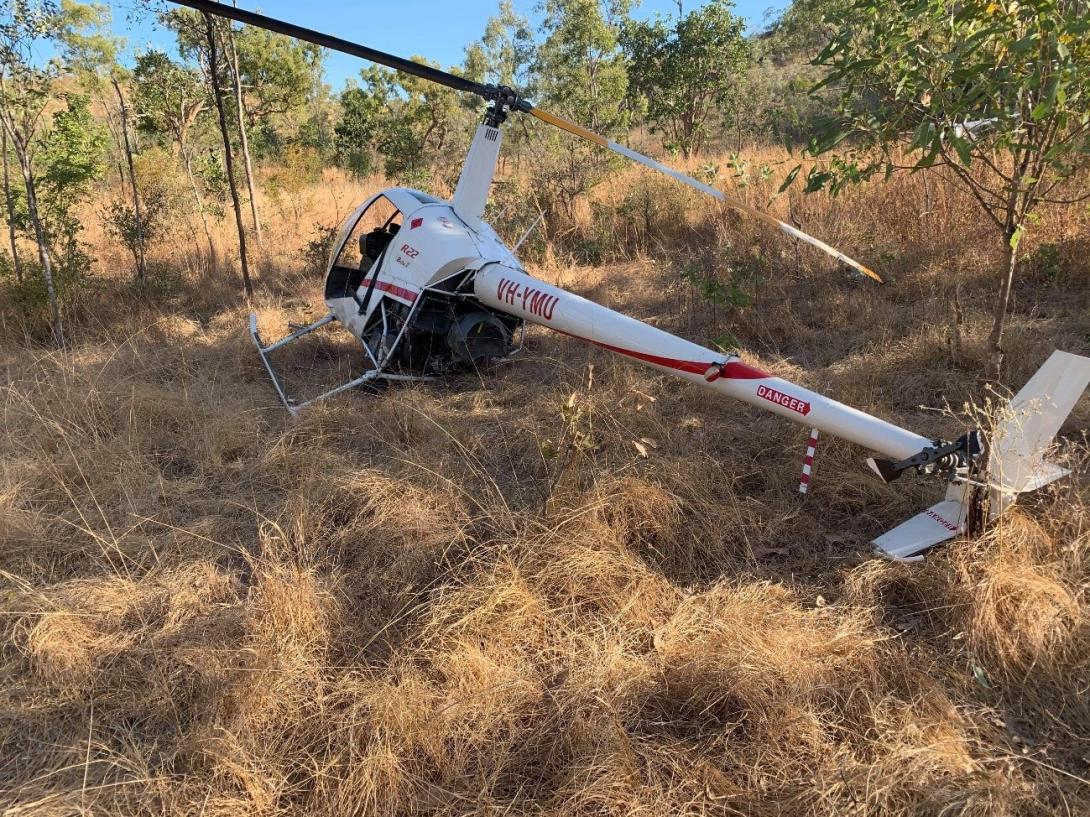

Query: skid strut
248 311 428 414
249 312 337 414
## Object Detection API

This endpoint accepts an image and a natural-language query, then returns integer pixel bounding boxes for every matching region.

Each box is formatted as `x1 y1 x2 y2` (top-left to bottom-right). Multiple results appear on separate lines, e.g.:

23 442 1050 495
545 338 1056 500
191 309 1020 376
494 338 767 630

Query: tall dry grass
1 146 1089 815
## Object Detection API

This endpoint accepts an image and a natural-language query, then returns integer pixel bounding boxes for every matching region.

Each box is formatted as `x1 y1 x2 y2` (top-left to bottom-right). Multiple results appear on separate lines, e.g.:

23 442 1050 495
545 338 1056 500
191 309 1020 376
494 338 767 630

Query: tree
232 22 324 150
621 0 750 157
0 0 105 344
1 126 21 282
535 0 630 136
334 66 396 177
1 1 63 342
163 7 252 299
224 20 261 245
333 61 469 187
466 1 536 90
34 92 105 254
464 2 536 167
204 11 252 298
57 0 151 283
531 0 631 218
223 21 323 244
800 0 1090 379
112 72 147 280
379 62 465 184
132 49 217 261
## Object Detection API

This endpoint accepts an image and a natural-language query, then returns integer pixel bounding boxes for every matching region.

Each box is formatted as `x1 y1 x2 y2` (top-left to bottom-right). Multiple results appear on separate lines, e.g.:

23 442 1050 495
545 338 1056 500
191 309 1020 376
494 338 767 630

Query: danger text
756 384 811 415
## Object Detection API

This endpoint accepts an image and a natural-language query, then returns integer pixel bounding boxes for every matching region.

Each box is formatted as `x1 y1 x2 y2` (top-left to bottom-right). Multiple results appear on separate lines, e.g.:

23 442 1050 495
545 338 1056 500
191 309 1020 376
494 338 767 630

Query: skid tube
248 312 428 415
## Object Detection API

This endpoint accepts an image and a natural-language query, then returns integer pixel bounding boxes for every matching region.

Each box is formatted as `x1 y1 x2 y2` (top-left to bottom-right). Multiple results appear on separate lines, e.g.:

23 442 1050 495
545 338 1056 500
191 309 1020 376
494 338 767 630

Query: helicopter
173 0 1090 561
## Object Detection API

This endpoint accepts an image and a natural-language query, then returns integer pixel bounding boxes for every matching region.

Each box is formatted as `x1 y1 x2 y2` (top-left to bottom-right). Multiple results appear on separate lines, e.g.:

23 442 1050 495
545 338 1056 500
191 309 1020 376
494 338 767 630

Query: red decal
756 384 811 415
359 278 418 303
527 289 545 314
723 361 769 379
532 325 771 378
410 217 423 230
520 289 558 321
925 509 958 531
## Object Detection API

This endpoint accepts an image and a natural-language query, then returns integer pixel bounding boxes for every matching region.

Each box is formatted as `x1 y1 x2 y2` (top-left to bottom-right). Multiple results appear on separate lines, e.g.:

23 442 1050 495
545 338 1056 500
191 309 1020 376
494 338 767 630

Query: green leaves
1009 226 1024 252
950 135 973 167
133 50 204 141
778 164 802 194
620 0 749 157
803 0 1090 233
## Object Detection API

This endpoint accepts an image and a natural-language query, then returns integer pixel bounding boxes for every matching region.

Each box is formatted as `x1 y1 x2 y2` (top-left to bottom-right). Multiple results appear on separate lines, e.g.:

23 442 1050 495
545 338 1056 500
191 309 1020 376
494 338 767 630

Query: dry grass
1 147 1089 815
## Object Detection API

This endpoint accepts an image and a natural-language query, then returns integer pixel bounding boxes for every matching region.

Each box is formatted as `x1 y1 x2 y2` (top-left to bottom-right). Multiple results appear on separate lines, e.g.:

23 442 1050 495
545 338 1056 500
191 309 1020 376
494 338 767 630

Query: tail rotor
872 350 1090 560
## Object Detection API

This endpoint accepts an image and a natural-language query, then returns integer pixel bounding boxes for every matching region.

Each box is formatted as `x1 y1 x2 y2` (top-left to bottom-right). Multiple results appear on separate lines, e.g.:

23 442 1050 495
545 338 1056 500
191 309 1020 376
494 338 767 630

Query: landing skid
248 312 430 415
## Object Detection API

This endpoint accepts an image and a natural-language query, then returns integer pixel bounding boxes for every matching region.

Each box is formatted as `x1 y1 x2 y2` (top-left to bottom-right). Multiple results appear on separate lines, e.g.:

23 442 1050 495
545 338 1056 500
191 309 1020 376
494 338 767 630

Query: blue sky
103 0 786 92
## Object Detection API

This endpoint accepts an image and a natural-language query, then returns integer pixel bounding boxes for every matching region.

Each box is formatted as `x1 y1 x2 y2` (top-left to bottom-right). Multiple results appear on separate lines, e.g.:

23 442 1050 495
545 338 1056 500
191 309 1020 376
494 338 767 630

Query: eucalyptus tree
1 126 20 282
133 49 217 259
0 0 105 343
621 0 750 157
531 0 631 219
223 21 324 244
334 66 396 177
162 7 252 297
798 0 1090 378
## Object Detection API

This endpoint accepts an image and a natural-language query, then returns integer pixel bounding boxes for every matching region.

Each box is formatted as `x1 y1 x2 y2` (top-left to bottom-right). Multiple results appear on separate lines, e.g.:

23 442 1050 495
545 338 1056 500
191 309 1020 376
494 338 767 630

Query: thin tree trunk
180 136 217 264
112 77 146 281
226 19 262 245
94 87 128 187
987 229 1019 381
13 137 63 345
204 12 253 300
1 127 22 283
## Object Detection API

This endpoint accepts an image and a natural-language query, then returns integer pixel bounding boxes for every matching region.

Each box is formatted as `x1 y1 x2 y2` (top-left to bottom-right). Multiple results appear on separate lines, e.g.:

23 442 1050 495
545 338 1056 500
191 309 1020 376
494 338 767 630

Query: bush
300 221 339 275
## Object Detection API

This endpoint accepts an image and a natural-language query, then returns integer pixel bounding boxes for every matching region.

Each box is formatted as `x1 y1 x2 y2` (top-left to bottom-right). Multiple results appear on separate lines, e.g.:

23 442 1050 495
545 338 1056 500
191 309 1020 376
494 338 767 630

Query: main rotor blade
168 0 488 99
529 108 883 283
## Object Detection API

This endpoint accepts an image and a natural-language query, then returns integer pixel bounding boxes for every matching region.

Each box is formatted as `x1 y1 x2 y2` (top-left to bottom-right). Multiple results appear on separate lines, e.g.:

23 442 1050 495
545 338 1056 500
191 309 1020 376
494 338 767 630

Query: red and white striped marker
799 429 819 494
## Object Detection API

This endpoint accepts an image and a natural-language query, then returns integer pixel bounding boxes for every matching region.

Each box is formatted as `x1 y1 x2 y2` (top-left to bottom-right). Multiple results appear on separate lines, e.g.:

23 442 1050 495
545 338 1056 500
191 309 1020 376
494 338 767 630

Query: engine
361 288 521 376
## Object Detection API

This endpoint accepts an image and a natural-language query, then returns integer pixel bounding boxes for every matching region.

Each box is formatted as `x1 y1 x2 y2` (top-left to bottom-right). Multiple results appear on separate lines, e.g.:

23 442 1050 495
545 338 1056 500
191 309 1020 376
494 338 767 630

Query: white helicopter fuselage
323 184 932 462
472 264 933 461
324 189 519 338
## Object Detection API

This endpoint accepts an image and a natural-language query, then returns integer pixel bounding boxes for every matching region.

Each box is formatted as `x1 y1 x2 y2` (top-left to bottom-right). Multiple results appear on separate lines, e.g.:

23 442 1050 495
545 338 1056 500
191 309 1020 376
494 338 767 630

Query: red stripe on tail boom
555 330 770 379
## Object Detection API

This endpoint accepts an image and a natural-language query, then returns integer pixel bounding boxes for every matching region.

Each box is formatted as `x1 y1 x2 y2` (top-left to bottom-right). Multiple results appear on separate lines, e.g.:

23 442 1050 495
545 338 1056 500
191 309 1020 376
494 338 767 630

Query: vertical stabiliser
988 349 1090 517
452 123 502 228
874 350 1090 560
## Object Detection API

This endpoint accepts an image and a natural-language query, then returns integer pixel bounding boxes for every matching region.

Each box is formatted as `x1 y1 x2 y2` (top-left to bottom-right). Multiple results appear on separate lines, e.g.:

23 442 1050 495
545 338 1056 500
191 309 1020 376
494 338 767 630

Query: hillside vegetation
2 152 1089 815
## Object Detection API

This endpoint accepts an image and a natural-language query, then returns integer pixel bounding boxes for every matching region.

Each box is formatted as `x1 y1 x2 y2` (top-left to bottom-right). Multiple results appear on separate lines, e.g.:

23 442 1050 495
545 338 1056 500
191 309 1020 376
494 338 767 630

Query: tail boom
474 265 931 460
475 266 1090 561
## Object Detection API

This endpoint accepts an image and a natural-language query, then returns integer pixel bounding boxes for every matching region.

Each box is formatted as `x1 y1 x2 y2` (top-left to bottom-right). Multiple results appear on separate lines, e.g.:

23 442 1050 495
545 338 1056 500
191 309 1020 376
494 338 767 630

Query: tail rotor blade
528 108 883 283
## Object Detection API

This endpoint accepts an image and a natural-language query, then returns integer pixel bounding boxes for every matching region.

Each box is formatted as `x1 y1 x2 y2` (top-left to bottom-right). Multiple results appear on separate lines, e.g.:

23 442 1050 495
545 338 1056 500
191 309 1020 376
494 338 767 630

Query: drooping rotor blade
168 0 879 282
167 0 494 101
529 108 883 283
